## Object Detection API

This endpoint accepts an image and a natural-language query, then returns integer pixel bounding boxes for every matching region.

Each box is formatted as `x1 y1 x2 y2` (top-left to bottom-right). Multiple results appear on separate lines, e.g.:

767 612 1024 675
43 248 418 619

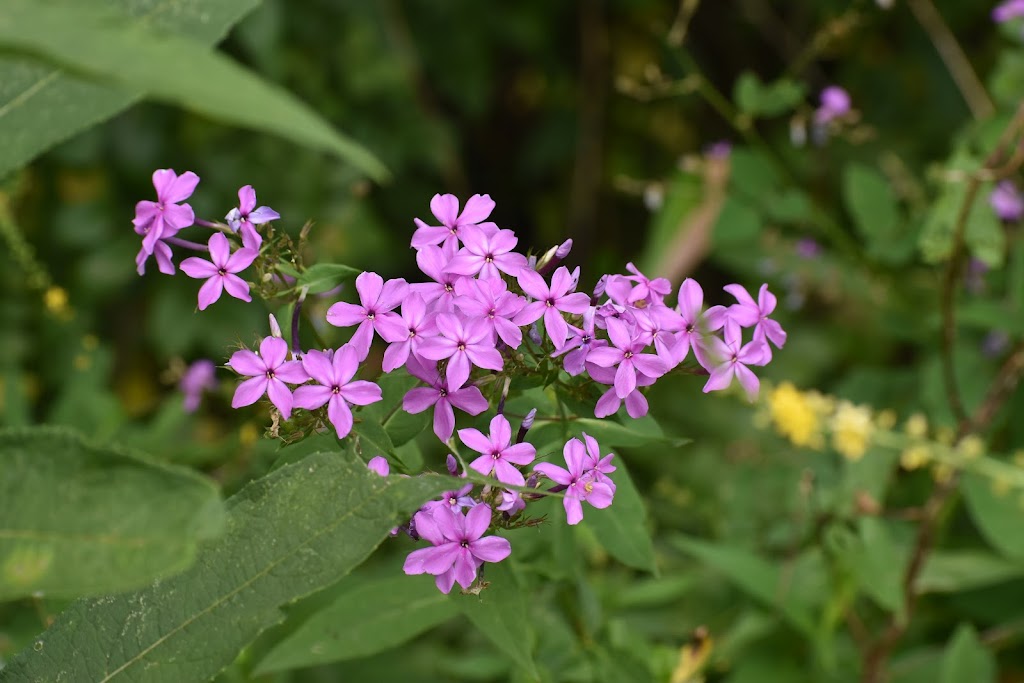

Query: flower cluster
136 178 788 593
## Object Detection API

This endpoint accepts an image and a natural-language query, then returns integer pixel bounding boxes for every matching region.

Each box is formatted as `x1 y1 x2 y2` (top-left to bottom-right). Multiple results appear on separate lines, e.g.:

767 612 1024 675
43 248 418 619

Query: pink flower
453 277 526 348
380 293 438 373
554 307 606 376
133 168 199 275
402 356 489 442
445 226 528 280
179 232 257 310
515 266 591 348
587 361 654 419
672 278 706 365
411 193 497 252
586 317 667 399
403 505 511 594
459 414 536 487
227 337 308 419
701 327 769 401
410 245 464 312
814 86 851 124
180 359 217 413
722 283 787 355
416 313 504 390
292 346 383 439
326 272 408 361
226 185 279 250
534 437 614 525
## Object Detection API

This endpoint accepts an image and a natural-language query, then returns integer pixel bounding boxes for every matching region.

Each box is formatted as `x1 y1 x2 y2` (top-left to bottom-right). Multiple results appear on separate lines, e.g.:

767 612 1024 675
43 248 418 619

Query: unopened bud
528 322 542 346
526 473 538 488
592 274 608 300
516 408 536 444
446 454 459 476
268 314 283 338
496 377 512 415
537 239 574 276
555 239 573 259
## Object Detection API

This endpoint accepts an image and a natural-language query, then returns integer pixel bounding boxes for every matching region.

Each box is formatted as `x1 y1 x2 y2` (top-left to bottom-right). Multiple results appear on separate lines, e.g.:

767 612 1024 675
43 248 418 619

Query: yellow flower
767 382 823 448
831 401 874 461
900 444 931 470
956 435 985 461
904 413 928 439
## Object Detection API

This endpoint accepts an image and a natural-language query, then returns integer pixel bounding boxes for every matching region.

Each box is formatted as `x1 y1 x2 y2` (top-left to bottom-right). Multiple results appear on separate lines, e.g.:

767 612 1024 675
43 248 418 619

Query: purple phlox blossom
180 359 217 413
402 356 489 442
991 181 1024 222
586 361 654 419
671 278 709 366
723 283 787 355
553 307 607 376
814 86 851 125
411 193 497 252
380 293 438 373
403 505 511 594
416 313 504 390
367 456 390 477
515 266 591 349
228 336 308 419
226 185 279 250
994 0 1024 22
133 169 199 275
497 489 526 515
586 317 667 399
622 262 673 305
796 238 823 259
580 432 616 492
454 277 526 349
633 304 685 368
423 482 476 515
179 232 257 310
326 271 408 361
701 326 770 401
534 437 614 525
459 414 536 487
292 346 382 439
411 245 465 312
445 226 528 280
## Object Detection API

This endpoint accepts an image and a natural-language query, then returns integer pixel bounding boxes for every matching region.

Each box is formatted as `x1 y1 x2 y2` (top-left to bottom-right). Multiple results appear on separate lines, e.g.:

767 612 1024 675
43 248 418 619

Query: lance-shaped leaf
0 426 225 601
582 457 658 574
0 0 259 179
0 0 388 181
3 451 452 683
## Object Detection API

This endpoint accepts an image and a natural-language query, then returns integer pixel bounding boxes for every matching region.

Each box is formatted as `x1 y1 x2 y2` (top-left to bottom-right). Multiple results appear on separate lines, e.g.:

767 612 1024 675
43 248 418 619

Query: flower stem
164 236 209 252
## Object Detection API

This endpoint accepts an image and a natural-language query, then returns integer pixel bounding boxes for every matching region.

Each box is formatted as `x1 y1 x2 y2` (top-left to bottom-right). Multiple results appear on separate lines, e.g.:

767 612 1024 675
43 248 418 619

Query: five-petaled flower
133 168 199 275
459 414 536 486
403 505 511 594
411 193 497 252
226 185 280 250
292 346 383 439
515 266 591 348
534 437 615 525
326 271 409 361
180 232 257 310
227 336 308 419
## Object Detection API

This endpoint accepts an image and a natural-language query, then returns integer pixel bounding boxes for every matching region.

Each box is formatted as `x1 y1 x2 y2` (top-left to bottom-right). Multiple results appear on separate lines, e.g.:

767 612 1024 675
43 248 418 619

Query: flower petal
232 376 267 408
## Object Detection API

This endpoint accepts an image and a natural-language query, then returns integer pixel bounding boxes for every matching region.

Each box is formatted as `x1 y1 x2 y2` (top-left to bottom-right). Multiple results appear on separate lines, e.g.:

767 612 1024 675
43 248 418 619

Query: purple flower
411 245 464 312
701 327 769 401
586 317 667 399
554 307 605 376
722 283 787 354
292 346 383 439
795 238 822 259
534 437 615 525
445 226 528 280
453 277 526 348
380 293 438 373
133 169 199 275
416 313 504 390
994 0 1024 22
228 337 309 419
587 361 654 419
326 272 409 361
459 414 536 487
581 433 616 492
497 490 526 515
180 359 217 413
402 356 489 442
411 193 497 252
226 185 279 250
515 266 591 348
671 278 707 365
367 456 390 476
814 86 851 125
403 505 511 594
990 181 1024 222
179 232 257 310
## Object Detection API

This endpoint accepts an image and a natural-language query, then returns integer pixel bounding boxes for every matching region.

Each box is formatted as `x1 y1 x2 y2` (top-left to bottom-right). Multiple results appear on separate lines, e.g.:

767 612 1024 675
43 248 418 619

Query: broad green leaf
583 458 657 573
254 575 458 674
671 536 817 637
939 624 996 683
361 372 430 449
351 418 411 471
712 197 761 248
0 0 259 179
294 263 361 295
842 163 913 264
918 550 1024 593
962 472 1024 559
0 0 388 181
825 519 906 614
733 72 806 118
0 426 224 601
460 562 539 679
3 450 452 682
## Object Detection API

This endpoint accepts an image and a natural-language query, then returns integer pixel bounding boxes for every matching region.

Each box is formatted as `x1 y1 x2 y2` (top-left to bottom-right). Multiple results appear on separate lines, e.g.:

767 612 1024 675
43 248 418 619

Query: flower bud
516 408 536 444
268 314 283 338
555 239 573 259
496 377 511 415
446 453 459 476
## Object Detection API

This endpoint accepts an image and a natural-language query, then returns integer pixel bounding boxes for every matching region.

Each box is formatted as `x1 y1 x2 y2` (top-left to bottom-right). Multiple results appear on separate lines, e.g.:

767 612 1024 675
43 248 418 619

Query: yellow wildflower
956 435 985 461
904 413 928 439
767 382 823 448
830 401 874 461
44 286 68 316
900 444 931 470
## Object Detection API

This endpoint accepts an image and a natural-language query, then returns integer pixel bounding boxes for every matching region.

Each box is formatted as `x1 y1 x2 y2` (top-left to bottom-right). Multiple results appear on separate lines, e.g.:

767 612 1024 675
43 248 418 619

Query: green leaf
0 0 388 180
919 550 1024 593
963 472 1024 559
939 624 996 683
712 197 761 248
0 0 258 179
361 372 430 448
254 575 459 674
294 263 361 295
0 426 224 601
825 519 906 614
842 164 913 264
583 457 657 573
733 72 806 118
671 536 818 637
3 450 453 682
351 418 409 470
459 562 539 679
